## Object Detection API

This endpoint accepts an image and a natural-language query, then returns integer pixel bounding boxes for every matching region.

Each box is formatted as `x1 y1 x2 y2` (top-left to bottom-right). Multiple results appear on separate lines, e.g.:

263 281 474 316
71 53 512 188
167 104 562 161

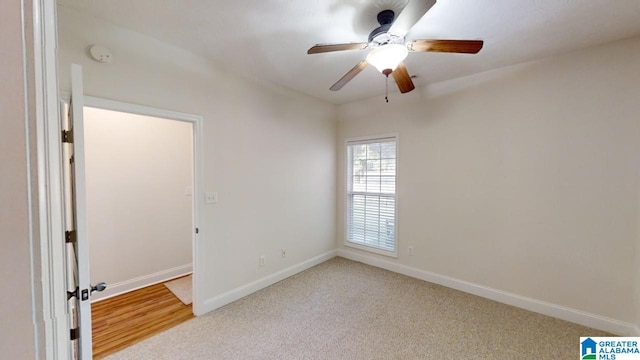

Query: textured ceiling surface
57 0 640 104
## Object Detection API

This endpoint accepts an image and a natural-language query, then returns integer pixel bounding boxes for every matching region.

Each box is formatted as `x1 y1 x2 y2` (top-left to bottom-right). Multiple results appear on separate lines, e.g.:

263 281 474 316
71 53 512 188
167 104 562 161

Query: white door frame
81 94 206 314
31 0 72 359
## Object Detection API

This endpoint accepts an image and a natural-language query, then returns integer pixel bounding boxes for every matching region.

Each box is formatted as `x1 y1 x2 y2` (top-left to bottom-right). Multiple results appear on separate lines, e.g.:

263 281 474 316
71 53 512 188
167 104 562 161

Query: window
346 135 397 256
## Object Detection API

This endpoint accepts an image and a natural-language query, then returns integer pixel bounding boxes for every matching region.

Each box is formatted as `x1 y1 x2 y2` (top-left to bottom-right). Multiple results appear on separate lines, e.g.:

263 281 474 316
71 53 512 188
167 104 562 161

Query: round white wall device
89 45 113 64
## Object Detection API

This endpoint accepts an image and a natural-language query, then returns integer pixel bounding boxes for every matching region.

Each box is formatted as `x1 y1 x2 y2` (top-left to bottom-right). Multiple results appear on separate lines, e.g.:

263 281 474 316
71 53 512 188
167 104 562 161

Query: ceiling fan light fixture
366 44 408 74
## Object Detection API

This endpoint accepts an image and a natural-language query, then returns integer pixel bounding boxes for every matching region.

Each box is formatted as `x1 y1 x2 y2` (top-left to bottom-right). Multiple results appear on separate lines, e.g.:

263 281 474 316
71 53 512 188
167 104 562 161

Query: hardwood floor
91 281 194 359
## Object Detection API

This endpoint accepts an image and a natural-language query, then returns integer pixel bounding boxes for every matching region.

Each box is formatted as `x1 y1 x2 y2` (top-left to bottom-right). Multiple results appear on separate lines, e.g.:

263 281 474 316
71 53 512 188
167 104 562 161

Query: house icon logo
581 338 597 359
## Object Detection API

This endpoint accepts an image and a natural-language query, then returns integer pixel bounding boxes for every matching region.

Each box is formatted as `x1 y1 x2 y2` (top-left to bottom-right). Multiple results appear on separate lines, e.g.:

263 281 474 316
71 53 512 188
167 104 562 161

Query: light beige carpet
107 258 610 359
164 275 192 305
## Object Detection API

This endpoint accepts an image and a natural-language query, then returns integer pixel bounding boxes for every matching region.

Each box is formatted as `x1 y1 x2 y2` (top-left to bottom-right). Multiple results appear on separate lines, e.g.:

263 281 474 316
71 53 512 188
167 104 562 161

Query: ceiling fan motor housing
368 10 402 46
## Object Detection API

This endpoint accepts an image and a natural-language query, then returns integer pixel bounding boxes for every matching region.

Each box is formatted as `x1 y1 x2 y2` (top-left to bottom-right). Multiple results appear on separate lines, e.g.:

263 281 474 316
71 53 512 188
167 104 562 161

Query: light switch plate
205 191 218 204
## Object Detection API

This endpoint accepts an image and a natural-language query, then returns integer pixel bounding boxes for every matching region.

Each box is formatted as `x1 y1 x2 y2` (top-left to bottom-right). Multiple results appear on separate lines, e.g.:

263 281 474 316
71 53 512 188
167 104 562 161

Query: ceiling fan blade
389 0 437 36
392 62 415 93
330 61 368 91
308 42 368 54
407 39 484 54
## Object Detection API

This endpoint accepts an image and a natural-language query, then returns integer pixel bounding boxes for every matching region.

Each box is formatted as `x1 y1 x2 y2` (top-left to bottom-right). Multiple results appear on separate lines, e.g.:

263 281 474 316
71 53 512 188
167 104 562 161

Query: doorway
83 106 194 303
62 94 204 358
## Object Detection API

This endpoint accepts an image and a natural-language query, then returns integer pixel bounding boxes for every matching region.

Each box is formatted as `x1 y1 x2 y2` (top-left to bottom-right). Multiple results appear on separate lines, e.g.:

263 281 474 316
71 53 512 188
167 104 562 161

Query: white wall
337 36 640 329
84 108 193 299
0 0 36 358
57 6 337 308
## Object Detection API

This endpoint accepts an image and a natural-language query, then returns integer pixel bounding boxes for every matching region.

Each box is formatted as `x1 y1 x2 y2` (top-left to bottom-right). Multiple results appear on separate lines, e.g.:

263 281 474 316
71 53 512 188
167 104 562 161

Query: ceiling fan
307 0 483 95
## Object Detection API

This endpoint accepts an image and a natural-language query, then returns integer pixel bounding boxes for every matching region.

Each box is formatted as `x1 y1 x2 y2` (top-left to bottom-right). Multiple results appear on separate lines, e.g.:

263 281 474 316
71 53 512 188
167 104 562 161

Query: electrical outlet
259 255 266 267
205 191 218 204
281 249 287 258
204 191 218 204
408 246 414 256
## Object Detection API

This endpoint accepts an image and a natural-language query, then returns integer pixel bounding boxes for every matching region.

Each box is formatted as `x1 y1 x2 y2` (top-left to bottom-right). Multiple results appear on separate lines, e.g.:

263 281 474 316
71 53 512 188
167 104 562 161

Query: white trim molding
200 250 337 315
90 264 193 302
31 0 70 358
337 248 636 336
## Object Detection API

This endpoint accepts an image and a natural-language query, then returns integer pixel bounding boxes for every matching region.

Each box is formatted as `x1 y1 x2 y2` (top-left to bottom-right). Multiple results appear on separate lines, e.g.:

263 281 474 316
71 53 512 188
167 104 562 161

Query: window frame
344 133 399 258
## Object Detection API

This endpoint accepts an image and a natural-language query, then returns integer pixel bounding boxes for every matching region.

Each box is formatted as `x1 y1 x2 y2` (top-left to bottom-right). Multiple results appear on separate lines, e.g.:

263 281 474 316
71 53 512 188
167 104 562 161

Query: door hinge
67 287 79 301
61 129 74 143
70 328 79 341
65 230 76 244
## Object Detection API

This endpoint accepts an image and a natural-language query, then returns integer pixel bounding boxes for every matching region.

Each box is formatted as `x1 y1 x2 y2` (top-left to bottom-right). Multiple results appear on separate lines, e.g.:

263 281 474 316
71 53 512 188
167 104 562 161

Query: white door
63 64 106 359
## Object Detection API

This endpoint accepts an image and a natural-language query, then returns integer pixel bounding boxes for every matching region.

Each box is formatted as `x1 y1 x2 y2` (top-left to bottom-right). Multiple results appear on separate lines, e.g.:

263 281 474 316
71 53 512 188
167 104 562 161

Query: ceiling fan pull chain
385 75 389 103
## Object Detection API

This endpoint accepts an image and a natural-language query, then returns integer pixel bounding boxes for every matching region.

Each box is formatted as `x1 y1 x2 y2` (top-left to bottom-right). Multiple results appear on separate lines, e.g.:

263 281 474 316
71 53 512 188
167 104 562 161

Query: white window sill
344 241 398 259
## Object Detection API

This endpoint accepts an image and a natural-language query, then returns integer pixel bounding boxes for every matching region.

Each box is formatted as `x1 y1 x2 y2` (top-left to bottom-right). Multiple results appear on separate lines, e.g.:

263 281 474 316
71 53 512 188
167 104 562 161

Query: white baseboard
337 248 636 336
199 250 337 315
91 264 193 303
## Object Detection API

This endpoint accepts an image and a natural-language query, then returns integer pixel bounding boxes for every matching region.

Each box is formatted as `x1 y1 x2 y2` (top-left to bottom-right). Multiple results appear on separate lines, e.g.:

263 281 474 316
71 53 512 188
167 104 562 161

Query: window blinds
346 137 397 252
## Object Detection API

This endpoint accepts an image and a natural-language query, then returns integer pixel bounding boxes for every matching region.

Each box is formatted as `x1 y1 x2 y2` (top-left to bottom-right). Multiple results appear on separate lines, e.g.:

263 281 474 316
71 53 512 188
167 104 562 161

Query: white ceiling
57 0 640 104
